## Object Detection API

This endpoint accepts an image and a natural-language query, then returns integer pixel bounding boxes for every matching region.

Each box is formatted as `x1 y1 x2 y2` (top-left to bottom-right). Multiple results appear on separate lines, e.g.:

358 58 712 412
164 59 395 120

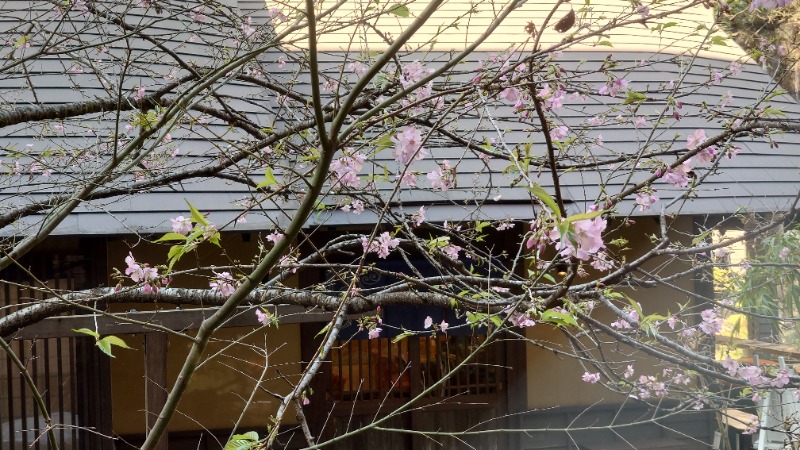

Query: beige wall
106 233 304 435
276 0 744 59
111 325 302 434
525 216 698 409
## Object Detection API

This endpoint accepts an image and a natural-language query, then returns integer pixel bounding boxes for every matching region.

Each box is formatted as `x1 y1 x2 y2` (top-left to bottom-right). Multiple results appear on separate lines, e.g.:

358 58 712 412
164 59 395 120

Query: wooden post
145 332 169 450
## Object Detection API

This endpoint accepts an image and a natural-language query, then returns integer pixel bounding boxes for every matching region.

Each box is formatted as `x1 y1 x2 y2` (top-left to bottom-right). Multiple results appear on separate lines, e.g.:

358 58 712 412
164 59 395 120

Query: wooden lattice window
330 332 501 402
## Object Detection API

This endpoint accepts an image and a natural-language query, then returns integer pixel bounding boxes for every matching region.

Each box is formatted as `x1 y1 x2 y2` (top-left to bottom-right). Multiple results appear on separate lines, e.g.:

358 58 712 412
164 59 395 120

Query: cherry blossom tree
0 1 799 449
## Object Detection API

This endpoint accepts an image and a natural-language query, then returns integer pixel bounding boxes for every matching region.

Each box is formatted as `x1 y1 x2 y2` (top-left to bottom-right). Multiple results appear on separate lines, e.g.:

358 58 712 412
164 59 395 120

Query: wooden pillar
409 336 424 450
144 332 169 450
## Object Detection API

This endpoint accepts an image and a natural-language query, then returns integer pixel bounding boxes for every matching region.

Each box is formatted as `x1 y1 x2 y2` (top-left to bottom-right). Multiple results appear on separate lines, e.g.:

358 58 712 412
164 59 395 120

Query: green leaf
392 330 414 343
596 40 613 47
96 335 133 358
155 232 188 243
691 228 713 246
224 432 260 450
256 167 278 189
761 108 785 117
186 200 208 227
622 91 647 105
315 322 331 338
710 35 728 46
72 328 99 339
526 184 562 218
565 209 605 223
388 4 410 17
540 309 579 328
466 311 485 325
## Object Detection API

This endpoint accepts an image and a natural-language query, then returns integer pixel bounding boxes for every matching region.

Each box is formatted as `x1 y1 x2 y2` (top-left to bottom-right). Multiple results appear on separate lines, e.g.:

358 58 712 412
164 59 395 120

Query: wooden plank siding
0 240 112 450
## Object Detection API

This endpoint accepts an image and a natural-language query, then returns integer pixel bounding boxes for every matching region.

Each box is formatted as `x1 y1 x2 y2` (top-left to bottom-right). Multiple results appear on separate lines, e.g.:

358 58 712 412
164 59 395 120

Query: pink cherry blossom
347 61 367 75
442 244 461 260
549 211 606 261
268 7 287 23
750 0 793 11
611 319 631 329
331 150 366 188
510 311 536 327
686 129 706 151
412 206 426 227
771 369 790 388
499 87 521 104
124 252 159 293
398 171 418 187
427 160 452 191
189 6 206 23
255 309 269 326
588 116 605 126
368 327 382 339
742 415 759 435
400 61 431 87
210 272 236 296
699 309 723 335
424 316 433 329
582 372 601 383
662 160 694 188
392 127 427 165
598 78 629 97
729 61 742 76
550 125 569 141
439 320 449 333
624 365 635 379
279 255 298 273
695 146 718 164
266 231 284 244
361 232 400 259
635 192 659 211
170 216 193 235
241 17 255 38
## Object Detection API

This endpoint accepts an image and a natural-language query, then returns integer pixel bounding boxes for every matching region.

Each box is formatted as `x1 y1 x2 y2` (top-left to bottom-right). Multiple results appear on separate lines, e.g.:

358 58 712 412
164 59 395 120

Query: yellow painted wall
525 217 698 409
106 233 304 435
110 325 302 435
276 0 745 59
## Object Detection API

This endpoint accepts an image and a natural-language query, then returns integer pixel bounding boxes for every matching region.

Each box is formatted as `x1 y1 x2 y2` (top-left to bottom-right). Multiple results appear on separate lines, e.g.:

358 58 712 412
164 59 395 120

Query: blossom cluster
210 272 236 296
548 209 607 261
330 150 367 188
361 232 400 259
123 252 162 293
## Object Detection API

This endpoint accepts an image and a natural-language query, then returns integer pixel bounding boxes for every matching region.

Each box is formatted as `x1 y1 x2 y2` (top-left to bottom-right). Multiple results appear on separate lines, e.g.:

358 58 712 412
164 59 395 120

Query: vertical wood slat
69 337 78 447
32 339 41 450
145 332 169 450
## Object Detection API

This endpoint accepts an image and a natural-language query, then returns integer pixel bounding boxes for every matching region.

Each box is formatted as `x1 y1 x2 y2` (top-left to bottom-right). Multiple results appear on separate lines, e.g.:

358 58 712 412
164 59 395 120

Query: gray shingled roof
0 2 798 236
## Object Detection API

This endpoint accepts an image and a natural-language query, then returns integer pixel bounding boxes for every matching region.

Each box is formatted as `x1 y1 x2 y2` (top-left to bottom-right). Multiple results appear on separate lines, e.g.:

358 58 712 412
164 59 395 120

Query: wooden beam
145 332 168 450
10 305 334 339
716 335 800 359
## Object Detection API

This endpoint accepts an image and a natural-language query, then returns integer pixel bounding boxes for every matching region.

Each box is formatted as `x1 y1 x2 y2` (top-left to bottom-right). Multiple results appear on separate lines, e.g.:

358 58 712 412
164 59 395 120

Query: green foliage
156 200 222 272
540 309 579 328
526 183 561 218
719 226 800 344
466 311 503 328
72 328 133 358
388 4 410 17
224 431 260 450
256 167 278 189
622 91 647 105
